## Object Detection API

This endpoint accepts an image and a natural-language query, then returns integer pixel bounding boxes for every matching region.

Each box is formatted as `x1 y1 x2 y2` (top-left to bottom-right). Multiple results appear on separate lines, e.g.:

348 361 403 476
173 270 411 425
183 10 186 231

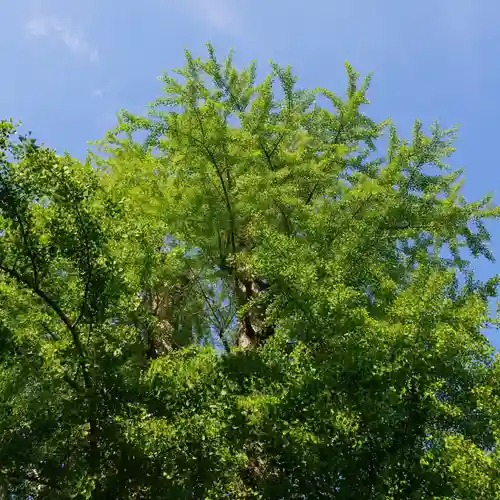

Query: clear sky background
2 0 500 347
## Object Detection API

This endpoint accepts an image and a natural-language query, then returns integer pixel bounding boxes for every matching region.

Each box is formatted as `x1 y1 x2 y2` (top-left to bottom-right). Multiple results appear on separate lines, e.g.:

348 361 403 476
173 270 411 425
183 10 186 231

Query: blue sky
2 0 500 346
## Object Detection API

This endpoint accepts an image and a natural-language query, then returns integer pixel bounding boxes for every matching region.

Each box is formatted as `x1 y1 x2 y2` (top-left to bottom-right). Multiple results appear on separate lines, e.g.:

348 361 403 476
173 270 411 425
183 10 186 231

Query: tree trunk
236 277 274 348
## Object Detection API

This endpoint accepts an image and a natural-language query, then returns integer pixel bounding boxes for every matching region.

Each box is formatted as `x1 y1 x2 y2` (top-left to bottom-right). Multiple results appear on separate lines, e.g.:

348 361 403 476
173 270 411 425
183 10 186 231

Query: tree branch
0 262 91 390
50 167 95 330
4 192 40 286
305 118 344 205
0 469 68 497
171 123 237 254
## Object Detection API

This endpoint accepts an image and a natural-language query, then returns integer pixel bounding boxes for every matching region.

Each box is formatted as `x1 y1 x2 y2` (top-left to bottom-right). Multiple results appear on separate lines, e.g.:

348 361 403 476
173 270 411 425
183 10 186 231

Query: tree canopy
1 44 500 499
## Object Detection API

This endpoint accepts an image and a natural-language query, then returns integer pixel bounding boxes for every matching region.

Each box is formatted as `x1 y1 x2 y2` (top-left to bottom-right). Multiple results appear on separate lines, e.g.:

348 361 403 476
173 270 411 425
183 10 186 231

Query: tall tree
1 45 500 498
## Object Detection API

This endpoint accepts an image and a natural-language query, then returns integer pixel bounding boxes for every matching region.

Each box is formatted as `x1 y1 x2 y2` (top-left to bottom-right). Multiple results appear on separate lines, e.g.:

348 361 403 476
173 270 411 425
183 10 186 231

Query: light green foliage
1 45 500 498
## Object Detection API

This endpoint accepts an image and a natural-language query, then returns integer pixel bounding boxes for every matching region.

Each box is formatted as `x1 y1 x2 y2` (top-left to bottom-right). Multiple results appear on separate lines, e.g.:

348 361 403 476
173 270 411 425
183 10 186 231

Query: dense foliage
1 44 500 498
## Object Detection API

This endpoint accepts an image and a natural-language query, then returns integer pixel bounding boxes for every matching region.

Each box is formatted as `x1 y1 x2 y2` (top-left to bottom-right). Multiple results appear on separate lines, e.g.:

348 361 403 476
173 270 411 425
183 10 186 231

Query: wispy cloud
92 82 114 98
438 0 479 42
183 0 239 32
26 16 99 62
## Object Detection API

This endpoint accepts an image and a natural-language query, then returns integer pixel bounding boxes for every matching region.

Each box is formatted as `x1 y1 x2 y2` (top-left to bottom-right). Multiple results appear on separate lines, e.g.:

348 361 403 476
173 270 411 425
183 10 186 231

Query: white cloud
183 0 239 32
26 16 99 62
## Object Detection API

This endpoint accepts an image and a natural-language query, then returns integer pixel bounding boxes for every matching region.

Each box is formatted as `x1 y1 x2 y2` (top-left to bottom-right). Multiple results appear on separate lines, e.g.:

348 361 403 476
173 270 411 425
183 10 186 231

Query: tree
1 44 500 498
